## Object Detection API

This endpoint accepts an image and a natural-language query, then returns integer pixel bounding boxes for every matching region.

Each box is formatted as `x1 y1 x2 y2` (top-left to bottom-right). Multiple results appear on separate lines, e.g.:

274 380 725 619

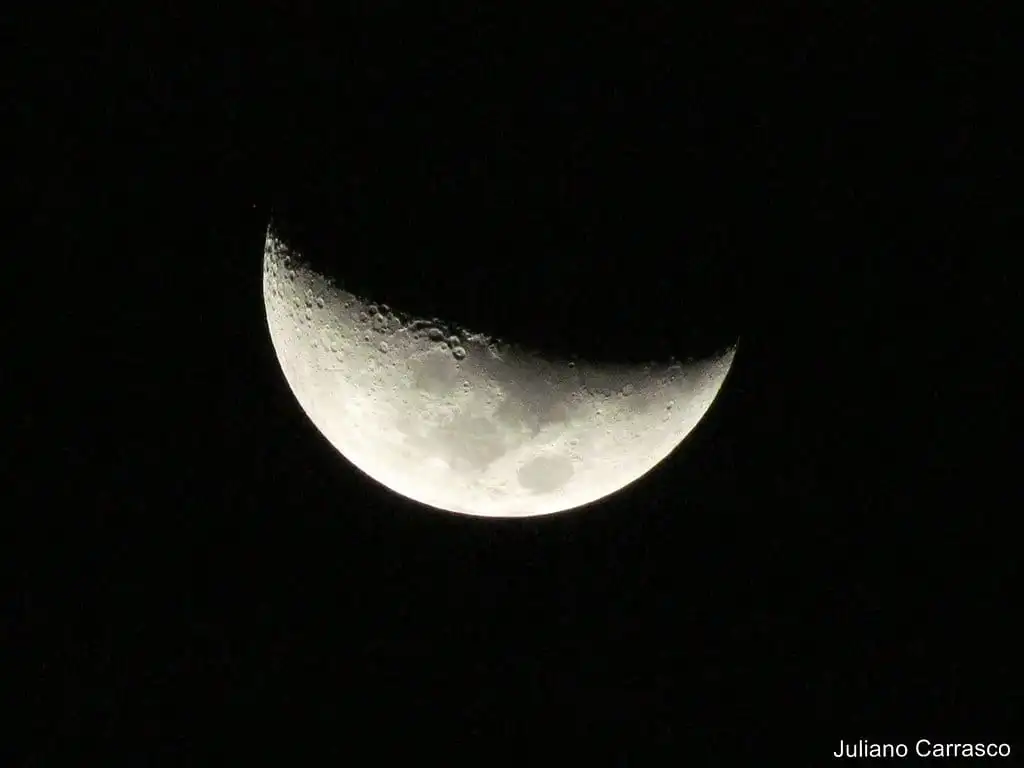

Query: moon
262 227 736 518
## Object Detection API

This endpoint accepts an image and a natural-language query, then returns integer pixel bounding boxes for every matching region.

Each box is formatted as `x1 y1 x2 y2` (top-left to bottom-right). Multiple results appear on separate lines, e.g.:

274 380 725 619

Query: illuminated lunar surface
262 229 736 518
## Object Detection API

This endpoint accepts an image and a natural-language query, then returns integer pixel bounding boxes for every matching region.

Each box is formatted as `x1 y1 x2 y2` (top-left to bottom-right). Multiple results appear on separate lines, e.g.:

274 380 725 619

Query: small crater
378 341 390 353
452 346 467 360
428 328 444 341
316 296 324 308
621 384 634 396
447 335 460 348
517 455 575 494
368 304 379 315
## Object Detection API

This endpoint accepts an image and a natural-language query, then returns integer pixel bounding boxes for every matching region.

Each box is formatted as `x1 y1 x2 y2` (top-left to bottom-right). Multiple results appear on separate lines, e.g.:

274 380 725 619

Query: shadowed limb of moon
262 227 737 518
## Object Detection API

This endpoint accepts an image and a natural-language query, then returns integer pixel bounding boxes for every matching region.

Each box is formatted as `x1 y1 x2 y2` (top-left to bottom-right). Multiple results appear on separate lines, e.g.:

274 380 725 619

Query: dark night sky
13 5 1017 762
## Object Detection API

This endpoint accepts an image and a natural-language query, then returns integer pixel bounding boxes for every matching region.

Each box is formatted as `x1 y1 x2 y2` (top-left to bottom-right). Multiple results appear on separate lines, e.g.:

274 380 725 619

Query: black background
11 5 1017 763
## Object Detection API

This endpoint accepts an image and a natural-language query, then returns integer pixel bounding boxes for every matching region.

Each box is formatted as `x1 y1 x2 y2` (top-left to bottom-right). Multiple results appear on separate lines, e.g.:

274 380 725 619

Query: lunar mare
262 229 736 518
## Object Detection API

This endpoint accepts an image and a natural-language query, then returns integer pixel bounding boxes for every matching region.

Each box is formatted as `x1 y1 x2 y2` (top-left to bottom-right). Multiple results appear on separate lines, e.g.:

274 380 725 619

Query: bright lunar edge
262 227 737 518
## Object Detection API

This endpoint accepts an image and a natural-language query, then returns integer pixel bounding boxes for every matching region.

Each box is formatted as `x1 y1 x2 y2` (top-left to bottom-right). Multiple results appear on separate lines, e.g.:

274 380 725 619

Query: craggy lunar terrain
263 229 736 518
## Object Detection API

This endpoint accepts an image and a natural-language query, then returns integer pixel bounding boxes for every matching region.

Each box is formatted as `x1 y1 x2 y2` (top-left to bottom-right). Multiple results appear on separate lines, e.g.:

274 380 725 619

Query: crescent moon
262 228 736 518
